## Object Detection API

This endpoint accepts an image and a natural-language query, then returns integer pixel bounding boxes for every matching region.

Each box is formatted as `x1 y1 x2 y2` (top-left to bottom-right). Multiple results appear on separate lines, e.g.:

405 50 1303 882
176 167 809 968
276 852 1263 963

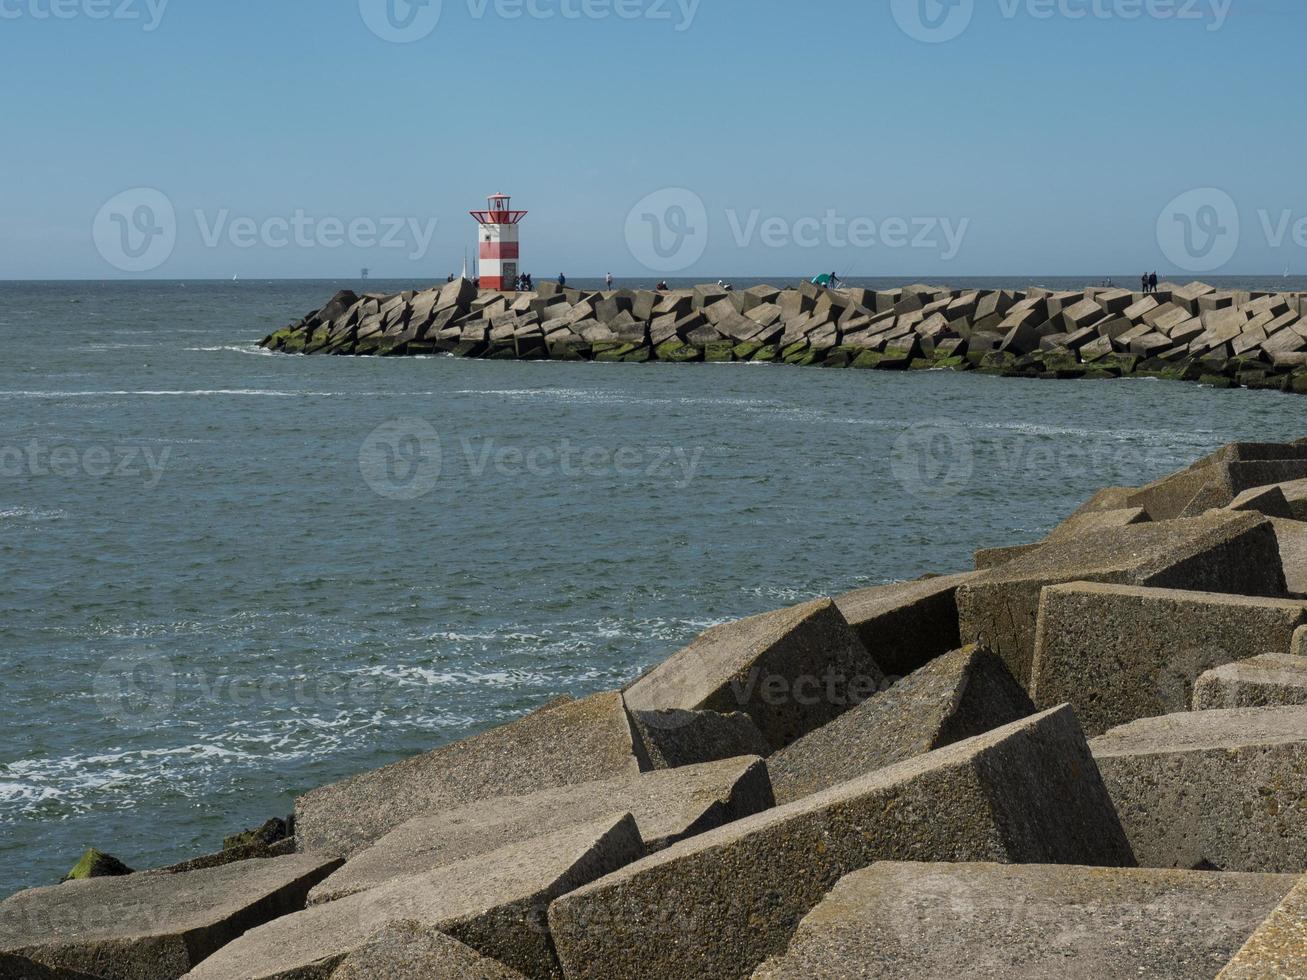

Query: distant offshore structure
260 278 1307 396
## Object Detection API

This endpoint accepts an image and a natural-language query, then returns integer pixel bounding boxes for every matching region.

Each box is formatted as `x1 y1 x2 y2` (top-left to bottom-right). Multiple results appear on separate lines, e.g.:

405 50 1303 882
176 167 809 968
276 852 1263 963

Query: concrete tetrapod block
0 855 342 980
625 707 772 769
1227 484 1296 518
1029 582 1307 736
328 922 528 980
186 815 645 980
623 599 883 751
1271 517 1307 596
0 953 99 979
833 572 976 677
1194 653 1307 709
1090 707 1307 873
295 692 639 857
1218 875 1307 980
307 756 773 905
752 862 1299 980
546 706 1134 980
767 645 1033 804
1043 506 1151 544
956 512 1287 689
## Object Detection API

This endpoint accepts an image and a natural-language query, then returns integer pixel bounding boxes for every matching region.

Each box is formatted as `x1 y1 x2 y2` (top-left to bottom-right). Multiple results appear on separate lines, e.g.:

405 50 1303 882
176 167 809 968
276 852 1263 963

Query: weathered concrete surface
0 953 99 979
833 572 976 677
1194 653 1307 709
547 706 1133 980
767 645 1033 804
957 512 1287 688
1219 875 1307 980
973 542 1042 570
623 599 883 750
1029 582 1307 735
328 922 528 980
295 692 640 857
308 756 772 905
1045 505 1151 544
752 862 1298 980
625 706 771 770
1091 707 1307 873
0 854 341 980
187 815 645 980
1271 517 1307 595
1227 484 1295 518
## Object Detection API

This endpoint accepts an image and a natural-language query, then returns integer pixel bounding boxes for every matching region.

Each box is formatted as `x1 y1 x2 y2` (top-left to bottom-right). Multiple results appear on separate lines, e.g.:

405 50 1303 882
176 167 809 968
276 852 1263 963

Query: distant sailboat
232 274 238 282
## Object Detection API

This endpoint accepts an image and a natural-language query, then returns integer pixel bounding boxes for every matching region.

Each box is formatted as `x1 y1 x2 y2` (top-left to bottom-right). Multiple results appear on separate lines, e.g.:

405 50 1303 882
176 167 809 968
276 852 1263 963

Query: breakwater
262 278 1307 392
4 438 1307 977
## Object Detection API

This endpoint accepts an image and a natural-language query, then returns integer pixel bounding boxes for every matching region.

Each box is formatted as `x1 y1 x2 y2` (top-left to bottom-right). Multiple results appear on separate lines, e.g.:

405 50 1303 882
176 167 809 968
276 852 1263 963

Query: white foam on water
184 345 280 357
0 507 66 522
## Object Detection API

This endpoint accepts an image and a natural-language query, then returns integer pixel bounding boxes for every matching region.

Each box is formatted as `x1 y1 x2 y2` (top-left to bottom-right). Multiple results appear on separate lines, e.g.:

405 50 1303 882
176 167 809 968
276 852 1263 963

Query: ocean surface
2 275 1305 895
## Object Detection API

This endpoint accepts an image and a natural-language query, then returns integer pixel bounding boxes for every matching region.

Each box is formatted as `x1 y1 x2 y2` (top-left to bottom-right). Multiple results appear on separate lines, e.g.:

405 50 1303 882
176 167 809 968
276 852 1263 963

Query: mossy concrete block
834 572 977 677
654 341 701 362
767 645 1033 804
188 816 645 980
1193 653 1307 709
330 922 528 979
546 707 1134 980
1219 875 1307 979
754 862 1298 980
61 848 132 882
957 512 1287 689
703 342 734 362
731 341 762 360
623 598 882 751
595 343 637 362
0 855 341 980
1090 707 1307 872
309 756 770 907
750 344 779 362
850 350 885 369
295 693 639 858
1030 582 1307 735
626 707 771 770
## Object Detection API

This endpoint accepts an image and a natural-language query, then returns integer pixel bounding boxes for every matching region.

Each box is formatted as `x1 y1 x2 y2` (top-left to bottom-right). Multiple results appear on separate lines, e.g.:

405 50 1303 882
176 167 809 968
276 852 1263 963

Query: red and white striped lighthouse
470 193 528 290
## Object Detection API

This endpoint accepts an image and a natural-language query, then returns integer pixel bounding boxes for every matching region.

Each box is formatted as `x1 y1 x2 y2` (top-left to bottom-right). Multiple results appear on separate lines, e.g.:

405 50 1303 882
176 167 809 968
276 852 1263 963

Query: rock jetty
5 439 1307 978
260 278 1307 392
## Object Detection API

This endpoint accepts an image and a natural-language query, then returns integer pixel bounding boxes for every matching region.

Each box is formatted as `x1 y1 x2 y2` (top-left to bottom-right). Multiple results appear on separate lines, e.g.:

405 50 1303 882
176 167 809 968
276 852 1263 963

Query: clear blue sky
2 0 1302 278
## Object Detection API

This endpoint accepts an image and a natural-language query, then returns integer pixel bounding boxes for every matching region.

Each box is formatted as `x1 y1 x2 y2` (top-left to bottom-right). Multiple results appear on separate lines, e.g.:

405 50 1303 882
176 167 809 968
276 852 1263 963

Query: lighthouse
470 193 528 290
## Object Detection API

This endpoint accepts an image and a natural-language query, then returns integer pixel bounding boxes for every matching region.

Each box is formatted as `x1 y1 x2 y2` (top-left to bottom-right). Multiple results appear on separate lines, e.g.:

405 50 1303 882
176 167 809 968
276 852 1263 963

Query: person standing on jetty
1150 271 1159 293
606 272 614 290
1141 272 1151 294
558 273 566 287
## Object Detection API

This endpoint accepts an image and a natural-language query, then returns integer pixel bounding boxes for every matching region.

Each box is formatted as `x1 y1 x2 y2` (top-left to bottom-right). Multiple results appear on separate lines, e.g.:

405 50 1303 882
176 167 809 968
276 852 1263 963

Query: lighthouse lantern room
470 193 528 290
